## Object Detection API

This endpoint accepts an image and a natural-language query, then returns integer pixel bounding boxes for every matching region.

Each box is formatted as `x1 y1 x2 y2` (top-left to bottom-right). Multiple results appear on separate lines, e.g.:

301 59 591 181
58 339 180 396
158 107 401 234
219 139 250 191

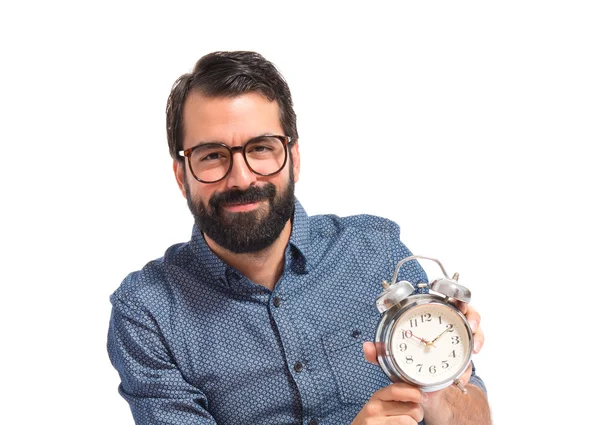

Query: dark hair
166 51 298 161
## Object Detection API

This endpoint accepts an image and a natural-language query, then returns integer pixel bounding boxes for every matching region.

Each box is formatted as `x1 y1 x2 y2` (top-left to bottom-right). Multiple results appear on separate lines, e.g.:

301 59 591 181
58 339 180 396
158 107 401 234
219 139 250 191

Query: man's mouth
220 200 264 213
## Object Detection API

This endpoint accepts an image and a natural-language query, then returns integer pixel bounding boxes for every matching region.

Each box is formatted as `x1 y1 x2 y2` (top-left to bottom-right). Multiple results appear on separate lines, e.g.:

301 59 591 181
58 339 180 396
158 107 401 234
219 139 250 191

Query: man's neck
204 220 292 291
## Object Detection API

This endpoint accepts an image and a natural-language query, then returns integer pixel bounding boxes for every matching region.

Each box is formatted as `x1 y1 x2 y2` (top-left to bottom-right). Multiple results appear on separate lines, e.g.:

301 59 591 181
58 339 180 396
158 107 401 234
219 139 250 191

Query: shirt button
308 419 318 425
273 297 282 307
293 361 304 373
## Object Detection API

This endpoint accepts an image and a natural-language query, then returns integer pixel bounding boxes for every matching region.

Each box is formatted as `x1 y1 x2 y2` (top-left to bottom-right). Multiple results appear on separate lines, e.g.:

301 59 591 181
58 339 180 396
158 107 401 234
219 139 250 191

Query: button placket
269 277 323 421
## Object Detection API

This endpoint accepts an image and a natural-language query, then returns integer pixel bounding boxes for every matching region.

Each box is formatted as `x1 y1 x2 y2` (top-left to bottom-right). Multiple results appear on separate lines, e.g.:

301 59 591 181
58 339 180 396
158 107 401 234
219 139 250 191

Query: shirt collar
287 198 310 274
189 224 229 284
189 198 311 285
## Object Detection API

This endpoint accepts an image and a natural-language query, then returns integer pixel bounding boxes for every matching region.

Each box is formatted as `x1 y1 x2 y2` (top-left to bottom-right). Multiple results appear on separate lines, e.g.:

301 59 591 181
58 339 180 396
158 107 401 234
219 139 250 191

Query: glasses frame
178 135 294 184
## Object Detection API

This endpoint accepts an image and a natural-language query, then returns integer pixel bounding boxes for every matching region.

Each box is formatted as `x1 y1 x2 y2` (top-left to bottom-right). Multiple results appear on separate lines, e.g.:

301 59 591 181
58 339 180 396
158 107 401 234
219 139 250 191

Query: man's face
174 92 300 253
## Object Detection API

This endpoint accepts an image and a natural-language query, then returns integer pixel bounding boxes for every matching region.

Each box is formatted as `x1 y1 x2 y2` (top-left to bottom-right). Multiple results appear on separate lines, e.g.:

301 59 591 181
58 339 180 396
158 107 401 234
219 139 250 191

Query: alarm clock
374 255 474 393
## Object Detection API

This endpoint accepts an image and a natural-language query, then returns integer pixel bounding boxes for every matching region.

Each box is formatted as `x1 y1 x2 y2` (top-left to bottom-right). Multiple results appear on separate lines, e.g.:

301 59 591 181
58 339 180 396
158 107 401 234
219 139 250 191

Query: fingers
463 304 483 353
353 383 425 424
374 382 426 404
361 400 423 422
377 402 423 423
453 299 469 315
473 326 484 354
363 341 378 365
464 304 481 334
356 415 419 425
458 361 473 387
383 418 419 425
355 350 424 424
453 302 484 354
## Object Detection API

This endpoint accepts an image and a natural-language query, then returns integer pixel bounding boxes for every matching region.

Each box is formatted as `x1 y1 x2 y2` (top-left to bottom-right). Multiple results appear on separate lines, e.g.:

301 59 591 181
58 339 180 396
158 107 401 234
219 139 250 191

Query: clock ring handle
390 255 450 285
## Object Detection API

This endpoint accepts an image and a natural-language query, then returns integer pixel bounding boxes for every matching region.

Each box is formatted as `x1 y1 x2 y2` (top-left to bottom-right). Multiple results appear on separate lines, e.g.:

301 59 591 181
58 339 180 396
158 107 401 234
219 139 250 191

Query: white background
1 1 598 424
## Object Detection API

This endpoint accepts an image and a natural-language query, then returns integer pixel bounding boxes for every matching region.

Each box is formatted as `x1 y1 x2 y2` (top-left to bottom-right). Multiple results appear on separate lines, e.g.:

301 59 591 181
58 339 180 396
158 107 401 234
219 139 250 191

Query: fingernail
469 320 478 332
421 392 428 403
474 341 482 353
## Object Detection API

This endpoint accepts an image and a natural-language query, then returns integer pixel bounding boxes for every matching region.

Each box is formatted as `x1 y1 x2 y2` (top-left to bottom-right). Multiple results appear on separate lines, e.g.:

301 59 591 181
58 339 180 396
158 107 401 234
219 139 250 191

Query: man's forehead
182 91 283 144
183 91 279 118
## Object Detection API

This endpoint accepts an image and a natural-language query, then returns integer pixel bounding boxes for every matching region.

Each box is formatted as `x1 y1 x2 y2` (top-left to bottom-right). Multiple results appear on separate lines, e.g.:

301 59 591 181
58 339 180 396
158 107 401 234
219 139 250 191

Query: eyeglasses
178 135 294 184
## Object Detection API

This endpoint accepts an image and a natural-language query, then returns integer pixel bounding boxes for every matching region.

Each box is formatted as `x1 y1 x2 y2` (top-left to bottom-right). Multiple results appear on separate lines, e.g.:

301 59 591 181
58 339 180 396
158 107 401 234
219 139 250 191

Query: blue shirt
108 200 485 424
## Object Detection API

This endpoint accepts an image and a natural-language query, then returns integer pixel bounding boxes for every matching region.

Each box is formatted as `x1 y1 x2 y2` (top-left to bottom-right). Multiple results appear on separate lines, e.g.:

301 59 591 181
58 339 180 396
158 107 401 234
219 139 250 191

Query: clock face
389 302 471 386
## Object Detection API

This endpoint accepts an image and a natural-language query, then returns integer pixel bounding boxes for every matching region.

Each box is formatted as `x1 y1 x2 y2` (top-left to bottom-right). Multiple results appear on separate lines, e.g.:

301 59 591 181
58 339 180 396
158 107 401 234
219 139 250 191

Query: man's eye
248 144 272 153
201 152 224 161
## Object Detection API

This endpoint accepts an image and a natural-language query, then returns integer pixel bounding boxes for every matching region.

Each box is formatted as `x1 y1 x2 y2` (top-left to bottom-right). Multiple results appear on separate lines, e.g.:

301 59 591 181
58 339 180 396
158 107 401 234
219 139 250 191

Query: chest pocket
322 317 390 405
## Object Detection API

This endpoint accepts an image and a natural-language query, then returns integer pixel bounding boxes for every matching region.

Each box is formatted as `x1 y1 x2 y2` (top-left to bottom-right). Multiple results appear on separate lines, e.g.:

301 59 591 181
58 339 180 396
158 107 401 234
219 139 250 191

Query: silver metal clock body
375 293 474 392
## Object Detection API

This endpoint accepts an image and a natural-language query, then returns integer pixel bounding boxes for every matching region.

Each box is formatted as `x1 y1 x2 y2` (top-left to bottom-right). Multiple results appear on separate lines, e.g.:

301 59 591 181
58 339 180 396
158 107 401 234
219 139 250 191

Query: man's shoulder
110 240 192 309
305 213 403 260
308 212 400 237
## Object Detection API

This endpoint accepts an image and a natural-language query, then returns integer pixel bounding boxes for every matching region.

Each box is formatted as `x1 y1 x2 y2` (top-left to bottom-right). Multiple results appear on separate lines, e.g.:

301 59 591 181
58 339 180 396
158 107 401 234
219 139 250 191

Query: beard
185 174 295 254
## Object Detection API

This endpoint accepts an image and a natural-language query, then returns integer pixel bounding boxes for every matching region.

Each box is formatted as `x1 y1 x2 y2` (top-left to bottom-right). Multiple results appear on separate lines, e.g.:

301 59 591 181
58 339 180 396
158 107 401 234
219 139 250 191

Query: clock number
417 364 423 372
446 324 454 332
402 330 413 339
451 336 460 345
421 313 432 323
442 360 449 369
405 355 414 364
399 343 407 352
410 319 418 328
429 365 436 374
449 350 456 358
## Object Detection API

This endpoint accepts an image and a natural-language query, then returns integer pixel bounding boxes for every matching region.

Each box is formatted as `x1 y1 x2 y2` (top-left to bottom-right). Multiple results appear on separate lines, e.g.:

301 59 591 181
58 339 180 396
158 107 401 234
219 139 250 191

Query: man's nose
226 150 257 189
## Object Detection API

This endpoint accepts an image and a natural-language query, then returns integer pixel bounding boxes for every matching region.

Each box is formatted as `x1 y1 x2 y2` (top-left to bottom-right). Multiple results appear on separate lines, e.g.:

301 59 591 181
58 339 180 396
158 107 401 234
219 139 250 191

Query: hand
423 361 473 417
363 343 473 423
350 382 426 425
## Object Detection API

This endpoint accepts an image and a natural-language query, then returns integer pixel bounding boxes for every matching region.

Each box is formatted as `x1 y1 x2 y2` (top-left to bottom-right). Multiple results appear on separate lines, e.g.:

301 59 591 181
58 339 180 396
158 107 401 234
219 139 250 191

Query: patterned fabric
107 199 485 424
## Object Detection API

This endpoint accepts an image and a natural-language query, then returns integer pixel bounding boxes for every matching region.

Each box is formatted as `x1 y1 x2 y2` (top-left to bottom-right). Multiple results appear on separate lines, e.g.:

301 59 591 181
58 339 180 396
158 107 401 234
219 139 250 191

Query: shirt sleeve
385 219 428 285
107 294 217 425
468 361 487 395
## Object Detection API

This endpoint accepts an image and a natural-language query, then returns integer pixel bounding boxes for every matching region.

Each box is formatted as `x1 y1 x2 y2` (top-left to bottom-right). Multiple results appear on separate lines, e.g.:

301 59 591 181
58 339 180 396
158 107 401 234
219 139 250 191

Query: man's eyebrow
191 133 277 146
191 139 224 146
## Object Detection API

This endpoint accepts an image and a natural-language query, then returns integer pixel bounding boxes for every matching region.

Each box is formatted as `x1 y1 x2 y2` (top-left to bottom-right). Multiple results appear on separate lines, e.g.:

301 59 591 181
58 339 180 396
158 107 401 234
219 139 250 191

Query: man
108 51 491 425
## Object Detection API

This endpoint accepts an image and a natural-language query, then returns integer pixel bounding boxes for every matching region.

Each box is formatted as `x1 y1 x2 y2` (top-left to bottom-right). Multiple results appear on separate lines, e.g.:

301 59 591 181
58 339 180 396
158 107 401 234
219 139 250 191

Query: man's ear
291 140 300 183
173 159 188 199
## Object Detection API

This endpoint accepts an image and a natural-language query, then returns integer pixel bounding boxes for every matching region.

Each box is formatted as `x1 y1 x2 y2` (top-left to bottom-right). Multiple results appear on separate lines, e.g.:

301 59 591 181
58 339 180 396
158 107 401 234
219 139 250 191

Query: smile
221 200 264 213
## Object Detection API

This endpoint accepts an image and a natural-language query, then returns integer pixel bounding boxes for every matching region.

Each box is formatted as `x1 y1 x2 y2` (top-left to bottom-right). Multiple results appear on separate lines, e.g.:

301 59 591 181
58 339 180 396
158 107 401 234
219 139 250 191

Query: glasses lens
189 144 231 182
244 136 286 176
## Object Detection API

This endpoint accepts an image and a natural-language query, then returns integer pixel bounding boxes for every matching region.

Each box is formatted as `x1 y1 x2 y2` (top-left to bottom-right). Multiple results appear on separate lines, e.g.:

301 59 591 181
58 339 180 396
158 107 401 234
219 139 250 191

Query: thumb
363 341 378 365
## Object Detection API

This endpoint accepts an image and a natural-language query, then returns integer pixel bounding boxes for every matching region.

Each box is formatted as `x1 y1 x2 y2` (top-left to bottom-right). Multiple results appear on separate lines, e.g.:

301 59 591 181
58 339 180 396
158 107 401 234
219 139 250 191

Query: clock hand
428 328 450 347
400 329 434 347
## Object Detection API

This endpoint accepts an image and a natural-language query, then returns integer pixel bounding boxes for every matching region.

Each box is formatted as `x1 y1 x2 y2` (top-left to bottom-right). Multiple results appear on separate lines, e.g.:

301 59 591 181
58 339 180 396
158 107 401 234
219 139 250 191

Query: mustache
209 184 277 211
